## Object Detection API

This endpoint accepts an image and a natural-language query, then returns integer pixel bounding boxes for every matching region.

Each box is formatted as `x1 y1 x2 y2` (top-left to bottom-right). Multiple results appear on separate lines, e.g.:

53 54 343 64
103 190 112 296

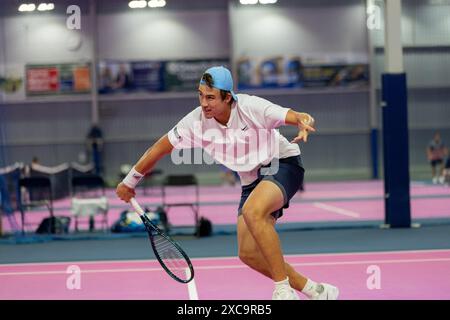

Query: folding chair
69 162 95 196
18 176 54 234
162 174 200 236
71 175 108 232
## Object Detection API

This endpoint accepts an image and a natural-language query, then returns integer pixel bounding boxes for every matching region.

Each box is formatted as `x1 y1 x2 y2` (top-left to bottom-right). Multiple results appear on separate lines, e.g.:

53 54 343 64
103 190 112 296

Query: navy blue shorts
237 155 305 220
430 159 443 168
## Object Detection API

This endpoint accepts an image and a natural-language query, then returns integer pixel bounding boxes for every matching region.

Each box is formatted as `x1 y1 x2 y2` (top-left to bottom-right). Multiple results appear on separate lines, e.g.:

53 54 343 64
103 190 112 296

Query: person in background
86 125 104 176
427 132 446 184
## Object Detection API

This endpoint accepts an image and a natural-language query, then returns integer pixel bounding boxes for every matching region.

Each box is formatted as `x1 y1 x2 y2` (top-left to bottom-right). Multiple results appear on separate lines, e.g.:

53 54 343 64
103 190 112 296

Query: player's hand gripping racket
130 198 194 283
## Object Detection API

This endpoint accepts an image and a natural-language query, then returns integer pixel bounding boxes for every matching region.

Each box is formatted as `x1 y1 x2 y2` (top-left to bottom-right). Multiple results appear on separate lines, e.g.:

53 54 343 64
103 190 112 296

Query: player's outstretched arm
116 134 174 202
285 109 316 144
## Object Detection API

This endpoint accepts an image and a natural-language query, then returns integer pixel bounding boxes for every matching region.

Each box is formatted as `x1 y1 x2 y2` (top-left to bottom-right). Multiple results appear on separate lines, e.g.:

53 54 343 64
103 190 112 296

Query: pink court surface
2 180 450 233
1 249 449 300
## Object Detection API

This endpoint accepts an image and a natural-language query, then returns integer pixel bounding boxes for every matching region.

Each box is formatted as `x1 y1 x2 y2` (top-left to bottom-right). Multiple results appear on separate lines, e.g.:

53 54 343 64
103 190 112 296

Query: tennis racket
130 198 194 284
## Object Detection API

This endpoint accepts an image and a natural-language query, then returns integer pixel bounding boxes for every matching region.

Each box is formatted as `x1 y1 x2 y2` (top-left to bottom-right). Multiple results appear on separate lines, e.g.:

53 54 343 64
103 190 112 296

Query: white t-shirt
167 93 300 185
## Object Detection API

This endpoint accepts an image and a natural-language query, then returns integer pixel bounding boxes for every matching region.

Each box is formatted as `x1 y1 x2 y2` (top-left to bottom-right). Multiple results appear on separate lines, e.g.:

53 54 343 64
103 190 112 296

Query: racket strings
153 234 191 280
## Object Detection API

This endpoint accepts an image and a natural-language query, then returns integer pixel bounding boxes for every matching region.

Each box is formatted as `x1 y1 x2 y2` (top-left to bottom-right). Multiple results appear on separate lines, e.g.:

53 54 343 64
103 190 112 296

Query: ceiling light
240 0 258 5
18 3 36 12
129 0 147 9
148 0 166 8
37 3 55 11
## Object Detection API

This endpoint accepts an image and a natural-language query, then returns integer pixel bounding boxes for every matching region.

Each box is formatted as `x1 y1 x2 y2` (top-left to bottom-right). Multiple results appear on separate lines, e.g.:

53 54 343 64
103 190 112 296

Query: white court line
186 268 198 300
2 249 450 267
0 267 162 276
1 257 449 276
313 202 360 218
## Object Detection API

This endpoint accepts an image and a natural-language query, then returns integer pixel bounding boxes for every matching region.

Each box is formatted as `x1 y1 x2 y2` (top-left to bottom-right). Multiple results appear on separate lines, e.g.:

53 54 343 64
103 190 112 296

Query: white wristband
122 167 144 189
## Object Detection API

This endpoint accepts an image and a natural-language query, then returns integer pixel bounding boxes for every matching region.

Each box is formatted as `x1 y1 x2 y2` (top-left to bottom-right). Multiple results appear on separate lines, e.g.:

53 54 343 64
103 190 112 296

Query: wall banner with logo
236 56 369 90
26 63 91 96
163 59 230 92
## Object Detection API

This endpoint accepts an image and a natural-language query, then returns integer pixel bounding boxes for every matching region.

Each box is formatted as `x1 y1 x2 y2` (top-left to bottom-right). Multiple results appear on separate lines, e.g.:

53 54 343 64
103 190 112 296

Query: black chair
162 174 200 236
71 175 108 232
69 162 95 195
29 165 70 200
18 176 54 234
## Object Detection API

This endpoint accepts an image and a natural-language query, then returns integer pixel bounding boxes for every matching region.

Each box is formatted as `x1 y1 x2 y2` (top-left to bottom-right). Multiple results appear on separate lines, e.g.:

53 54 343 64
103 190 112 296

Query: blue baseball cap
200 66 238 101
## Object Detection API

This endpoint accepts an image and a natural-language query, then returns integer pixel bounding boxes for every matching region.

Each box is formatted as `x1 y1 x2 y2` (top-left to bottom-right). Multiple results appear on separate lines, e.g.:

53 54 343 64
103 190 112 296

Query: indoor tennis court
1 0 450 303
2 249 450 300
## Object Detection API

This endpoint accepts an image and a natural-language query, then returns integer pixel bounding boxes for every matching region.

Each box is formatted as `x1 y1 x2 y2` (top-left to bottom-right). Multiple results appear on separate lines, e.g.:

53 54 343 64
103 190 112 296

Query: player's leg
241 179 302 299
240 180 287 282
439 161 445 184
238 183 338 300
237 214 309 291
431 161 438 183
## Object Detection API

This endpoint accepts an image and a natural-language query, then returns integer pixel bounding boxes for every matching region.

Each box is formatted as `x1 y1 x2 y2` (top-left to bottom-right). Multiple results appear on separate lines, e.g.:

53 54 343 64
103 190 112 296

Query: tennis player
116 66 339 300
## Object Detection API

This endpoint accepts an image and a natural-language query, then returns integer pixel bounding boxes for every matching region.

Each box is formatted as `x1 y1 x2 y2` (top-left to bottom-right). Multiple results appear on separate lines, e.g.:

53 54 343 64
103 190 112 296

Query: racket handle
130 198 145 216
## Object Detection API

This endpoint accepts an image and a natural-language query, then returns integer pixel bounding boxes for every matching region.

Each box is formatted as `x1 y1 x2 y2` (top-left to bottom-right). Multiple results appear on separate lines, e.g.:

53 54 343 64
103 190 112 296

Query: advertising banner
26 63 91 96
98 61 164 94
236 56 368 90
164 59 230 92
302 64 369 88
98 59 229 94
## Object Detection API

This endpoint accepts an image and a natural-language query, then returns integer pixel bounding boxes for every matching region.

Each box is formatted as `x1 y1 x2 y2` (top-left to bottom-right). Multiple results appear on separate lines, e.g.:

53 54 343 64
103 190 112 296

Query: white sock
301 279 319 298
274 277 290 290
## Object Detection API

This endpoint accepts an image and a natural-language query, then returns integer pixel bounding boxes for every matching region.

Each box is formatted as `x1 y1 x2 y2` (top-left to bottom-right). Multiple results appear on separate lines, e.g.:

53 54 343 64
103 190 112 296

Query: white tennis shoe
310 283 339 300
272 286 300 300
